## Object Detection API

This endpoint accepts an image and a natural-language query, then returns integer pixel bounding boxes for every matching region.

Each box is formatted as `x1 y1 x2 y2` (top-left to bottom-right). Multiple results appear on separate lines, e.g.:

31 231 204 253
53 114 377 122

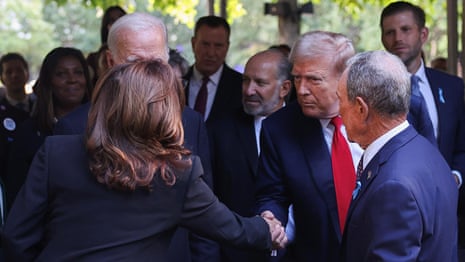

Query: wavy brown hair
86 60 191 191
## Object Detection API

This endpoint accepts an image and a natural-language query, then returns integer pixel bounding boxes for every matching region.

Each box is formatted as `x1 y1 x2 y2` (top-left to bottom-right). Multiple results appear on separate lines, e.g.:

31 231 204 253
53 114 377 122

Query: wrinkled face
109 27 168 65
381 11 427 69
51 56 87 109
1 59 29 93
242 55 286 117
292 56 340 119
191 25 229 76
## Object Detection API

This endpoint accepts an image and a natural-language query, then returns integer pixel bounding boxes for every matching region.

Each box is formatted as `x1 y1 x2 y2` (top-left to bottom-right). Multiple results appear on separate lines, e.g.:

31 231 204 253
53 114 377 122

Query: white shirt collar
413 59 428 84
362 121 409 169
193 64 224 86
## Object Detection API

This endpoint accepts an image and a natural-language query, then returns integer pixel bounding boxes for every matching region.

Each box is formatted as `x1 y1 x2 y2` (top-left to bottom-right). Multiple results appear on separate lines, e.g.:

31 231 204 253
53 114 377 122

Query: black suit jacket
54 102 213 188
209 108 268 262
2 135 272 261
53 102 217 262
184 64 243 126
0 99 29 181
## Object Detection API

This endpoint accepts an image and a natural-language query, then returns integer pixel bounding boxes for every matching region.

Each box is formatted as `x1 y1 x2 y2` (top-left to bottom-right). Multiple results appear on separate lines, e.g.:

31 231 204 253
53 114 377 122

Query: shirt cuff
452 170 463 188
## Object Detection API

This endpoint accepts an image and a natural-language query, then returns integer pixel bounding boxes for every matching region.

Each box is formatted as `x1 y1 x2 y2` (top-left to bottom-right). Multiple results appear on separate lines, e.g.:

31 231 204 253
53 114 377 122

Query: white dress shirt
188 65 224 121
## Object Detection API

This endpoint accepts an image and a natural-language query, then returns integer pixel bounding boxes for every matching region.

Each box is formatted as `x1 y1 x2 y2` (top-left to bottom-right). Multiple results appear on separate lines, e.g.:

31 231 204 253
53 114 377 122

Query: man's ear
280 80 292 99
106 49 115 68
355 96 369 121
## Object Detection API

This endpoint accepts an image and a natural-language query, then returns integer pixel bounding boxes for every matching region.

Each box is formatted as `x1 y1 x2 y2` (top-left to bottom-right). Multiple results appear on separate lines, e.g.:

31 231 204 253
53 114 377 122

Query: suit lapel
209 65 233 120
347 126 418 219
298 114 341 238
235 111 259 175
425 68 449 150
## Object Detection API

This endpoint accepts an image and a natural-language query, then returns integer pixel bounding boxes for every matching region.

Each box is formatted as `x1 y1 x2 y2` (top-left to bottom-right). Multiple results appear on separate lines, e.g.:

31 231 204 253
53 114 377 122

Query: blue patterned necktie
352 156 363 200
408 75 436 145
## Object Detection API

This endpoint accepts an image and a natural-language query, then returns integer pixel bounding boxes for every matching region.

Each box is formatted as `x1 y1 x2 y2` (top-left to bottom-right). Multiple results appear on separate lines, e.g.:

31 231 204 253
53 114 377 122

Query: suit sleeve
355 180 422 261
254 121 290 225
180 156 272 251
2 139 50 261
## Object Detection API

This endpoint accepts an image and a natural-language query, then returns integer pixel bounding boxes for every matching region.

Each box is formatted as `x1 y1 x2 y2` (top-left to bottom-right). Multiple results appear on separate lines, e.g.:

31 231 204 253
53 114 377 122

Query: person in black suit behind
0 53 33 182
184 16 242 125
208 49 291 261
380 1 465 255
1 60 288 261
52 12 215 262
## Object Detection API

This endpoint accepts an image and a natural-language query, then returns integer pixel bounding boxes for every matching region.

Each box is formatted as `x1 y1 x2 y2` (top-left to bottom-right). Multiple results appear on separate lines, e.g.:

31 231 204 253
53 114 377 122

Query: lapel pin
367 171 372 180
438 88 446 103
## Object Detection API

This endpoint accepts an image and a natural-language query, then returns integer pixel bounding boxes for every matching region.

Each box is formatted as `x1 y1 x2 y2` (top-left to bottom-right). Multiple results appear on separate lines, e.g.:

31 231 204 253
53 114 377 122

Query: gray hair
346 50 410 116
107 12 169 61
289 30 355 75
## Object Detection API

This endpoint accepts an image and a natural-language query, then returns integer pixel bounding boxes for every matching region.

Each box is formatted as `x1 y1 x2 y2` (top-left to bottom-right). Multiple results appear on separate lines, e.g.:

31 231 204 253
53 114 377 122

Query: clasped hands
261 210 288 249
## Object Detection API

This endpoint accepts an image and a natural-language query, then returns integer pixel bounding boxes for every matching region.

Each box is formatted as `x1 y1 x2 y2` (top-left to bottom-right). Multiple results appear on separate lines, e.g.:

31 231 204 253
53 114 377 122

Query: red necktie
330 116 356 233
194 76 209 117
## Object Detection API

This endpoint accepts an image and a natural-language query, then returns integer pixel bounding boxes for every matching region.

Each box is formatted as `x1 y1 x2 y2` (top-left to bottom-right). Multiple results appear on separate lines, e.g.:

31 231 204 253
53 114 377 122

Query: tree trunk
208 0 214 15
278 0 300 47
220 0 227 18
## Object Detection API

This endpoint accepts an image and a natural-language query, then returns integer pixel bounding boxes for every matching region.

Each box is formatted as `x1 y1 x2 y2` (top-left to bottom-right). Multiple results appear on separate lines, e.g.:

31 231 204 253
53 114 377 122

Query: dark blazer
52 102 217 262
4 118 49 210
255 102 342 262
209 108 258 215
424 68 465 247
2 135 272 261
0 100 29 181
184 64 243 126
341 126 458 261
54 102 213 188
424 68 465 176
209 108 268 262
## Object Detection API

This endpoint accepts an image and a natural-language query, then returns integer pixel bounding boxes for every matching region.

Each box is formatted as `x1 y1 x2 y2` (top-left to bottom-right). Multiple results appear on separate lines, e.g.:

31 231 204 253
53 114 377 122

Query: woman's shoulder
45 134 85 147
43 135 86 160
173 155 202 183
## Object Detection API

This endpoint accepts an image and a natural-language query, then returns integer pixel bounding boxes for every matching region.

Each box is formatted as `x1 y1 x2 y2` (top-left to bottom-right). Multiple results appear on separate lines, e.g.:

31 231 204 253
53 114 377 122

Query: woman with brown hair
2 60 286 261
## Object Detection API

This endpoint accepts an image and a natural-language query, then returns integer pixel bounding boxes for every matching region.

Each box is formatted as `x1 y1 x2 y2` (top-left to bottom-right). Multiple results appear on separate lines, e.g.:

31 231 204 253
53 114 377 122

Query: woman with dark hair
88 6 126 85
2 60 286 260
4 47 91 209
100 5 126 45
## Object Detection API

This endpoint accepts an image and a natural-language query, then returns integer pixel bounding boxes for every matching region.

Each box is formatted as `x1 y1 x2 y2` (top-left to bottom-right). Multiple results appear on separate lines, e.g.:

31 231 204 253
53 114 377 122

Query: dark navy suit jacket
53 103 213 188
424 68 465 176
423 68 465 245
209 108 269 262
2 135 271 261
256 102 342 262
53 102 216 262
341 126 458 261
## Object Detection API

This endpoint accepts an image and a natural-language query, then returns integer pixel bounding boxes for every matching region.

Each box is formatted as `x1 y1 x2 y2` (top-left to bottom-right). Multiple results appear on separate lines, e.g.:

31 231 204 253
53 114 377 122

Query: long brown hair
86 60 191 191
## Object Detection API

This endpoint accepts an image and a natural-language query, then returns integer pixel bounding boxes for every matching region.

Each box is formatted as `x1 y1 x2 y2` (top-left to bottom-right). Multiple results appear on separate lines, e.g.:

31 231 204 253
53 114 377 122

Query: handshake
261 210 288 250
